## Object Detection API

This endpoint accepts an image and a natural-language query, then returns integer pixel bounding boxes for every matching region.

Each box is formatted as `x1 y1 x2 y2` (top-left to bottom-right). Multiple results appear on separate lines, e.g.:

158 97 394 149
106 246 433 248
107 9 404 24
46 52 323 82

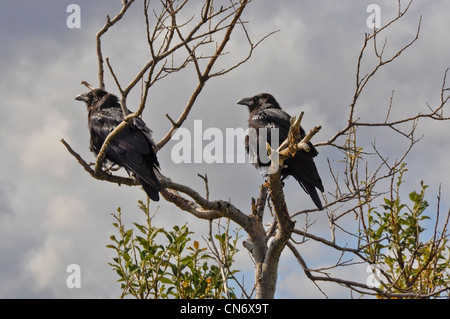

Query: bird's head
237 93 280 112
75 88 119 110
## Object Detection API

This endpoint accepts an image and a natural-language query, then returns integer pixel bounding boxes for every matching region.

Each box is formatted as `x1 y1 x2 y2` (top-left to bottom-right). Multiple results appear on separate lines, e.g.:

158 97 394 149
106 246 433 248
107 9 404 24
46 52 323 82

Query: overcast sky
1 0 449 299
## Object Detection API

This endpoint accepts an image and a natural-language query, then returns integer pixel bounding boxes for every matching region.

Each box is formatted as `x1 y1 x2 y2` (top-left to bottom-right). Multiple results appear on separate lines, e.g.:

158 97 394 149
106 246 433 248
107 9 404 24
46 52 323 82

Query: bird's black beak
75 93 89 102
237 97 253 106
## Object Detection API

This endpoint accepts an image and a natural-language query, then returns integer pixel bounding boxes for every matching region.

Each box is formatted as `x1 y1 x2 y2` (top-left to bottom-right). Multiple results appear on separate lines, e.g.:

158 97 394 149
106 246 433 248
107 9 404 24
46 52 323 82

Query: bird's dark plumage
237 93 324 210
75 88 161 201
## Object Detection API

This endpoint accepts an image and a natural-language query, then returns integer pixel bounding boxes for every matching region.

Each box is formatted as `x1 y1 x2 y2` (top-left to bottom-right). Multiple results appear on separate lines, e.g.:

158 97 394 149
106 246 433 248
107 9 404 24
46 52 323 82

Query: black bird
75 88 161 201
237 93 324 210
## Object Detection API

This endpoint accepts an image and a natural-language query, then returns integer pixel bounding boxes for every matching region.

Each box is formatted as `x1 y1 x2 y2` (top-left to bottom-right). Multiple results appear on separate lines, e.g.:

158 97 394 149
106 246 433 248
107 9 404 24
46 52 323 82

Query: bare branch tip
81 81 96 90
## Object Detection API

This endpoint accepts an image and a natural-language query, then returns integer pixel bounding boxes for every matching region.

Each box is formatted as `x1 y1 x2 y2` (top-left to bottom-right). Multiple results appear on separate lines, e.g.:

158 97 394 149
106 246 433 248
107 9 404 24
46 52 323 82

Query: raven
237 93 324 210
75 88 161 201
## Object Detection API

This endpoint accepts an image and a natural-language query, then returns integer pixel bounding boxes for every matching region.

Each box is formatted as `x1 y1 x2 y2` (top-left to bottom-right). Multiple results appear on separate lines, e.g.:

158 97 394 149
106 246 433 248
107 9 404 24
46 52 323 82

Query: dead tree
62 0 450 298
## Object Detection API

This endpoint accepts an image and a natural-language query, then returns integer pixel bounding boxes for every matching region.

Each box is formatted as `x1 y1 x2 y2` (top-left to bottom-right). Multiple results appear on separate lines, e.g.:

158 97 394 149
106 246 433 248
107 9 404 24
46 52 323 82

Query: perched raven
237 93 324 210
75 88 161 201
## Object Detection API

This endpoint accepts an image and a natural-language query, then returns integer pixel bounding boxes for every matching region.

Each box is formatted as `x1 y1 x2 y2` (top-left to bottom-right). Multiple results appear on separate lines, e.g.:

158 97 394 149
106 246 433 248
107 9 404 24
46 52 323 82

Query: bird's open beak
237 97 252 106
75 93 89 102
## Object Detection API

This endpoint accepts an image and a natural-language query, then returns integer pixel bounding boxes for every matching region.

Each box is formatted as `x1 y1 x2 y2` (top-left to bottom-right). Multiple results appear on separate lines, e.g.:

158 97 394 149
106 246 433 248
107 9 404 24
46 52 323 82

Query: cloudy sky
1 0 449 299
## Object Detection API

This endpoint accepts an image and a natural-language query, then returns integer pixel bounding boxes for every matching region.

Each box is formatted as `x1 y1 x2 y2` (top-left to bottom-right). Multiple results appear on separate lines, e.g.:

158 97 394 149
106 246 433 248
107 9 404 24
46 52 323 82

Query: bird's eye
253 97 258 102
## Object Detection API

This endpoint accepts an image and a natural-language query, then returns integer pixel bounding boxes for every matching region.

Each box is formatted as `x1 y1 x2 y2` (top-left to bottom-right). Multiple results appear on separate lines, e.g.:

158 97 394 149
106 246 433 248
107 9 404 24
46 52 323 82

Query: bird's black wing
248 108 318 154
248 108 324 209
89 108 161 200
246 108 291 166
131 116 160 167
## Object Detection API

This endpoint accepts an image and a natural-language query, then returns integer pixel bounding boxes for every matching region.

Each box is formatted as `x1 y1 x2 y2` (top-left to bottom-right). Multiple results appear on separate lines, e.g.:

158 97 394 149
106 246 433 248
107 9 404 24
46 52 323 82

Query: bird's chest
247 120 285 148
87 117 117 155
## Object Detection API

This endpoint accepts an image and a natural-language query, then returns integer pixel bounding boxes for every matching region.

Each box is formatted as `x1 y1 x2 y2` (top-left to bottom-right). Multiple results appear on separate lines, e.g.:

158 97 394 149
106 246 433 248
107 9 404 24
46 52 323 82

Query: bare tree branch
96 0 135 89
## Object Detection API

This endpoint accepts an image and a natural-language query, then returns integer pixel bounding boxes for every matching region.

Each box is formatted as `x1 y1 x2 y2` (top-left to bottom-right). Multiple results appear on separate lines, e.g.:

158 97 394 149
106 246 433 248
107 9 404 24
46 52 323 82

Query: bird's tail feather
136 175 161 202
300 181 323 210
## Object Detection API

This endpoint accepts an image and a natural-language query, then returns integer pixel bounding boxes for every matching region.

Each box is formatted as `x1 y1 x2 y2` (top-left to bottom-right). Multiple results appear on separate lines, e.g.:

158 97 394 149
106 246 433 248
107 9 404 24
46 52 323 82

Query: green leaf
133 223 147 235
136 236 150 250
159 277 173 285
123 229 133 245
